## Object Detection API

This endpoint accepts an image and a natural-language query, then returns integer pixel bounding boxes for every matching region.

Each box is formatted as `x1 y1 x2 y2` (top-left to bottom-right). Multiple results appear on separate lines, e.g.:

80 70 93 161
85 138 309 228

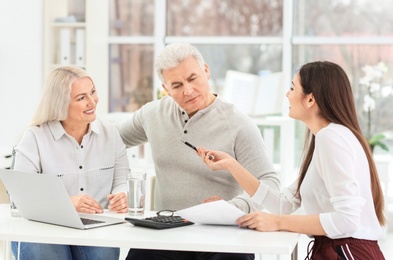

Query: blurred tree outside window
108 0 155 112
167 0 283 36
109 0 154 36
109 44 154 112
294 0 393 36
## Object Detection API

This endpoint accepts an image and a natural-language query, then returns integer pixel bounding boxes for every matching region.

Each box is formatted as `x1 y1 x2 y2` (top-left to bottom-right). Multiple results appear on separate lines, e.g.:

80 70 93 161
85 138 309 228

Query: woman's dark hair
296 61 386 226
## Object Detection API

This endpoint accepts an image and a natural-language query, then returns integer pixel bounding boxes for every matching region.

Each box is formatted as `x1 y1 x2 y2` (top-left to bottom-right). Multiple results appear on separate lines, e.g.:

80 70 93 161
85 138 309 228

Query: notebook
0 169 125 229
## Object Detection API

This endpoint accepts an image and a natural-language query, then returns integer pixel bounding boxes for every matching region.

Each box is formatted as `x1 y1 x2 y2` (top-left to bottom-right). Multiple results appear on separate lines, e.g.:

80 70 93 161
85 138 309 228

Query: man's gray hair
155 42 205 83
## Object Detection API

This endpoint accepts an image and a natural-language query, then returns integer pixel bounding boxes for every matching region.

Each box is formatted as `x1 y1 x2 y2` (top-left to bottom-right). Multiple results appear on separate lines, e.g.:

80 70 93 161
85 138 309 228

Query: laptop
0 169 125 229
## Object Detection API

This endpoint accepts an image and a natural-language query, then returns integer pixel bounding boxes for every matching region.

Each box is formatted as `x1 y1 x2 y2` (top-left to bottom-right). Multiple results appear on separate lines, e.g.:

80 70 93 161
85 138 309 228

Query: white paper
176 200 245 225
253 72 285 116
223 70 285 116
223 70 259 115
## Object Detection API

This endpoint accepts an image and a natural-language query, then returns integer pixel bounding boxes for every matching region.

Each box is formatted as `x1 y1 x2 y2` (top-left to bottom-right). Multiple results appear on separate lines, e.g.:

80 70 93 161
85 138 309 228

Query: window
106 0 393 163
109 0 154 36
109 44 154 112
293 0 393 153
294 0 393 36
167 0 282 36
108 0 283 111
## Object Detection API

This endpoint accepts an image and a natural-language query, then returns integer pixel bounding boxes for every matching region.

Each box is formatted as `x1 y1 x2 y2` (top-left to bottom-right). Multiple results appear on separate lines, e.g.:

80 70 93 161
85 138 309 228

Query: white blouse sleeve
251 178 301 214
13 128 42 173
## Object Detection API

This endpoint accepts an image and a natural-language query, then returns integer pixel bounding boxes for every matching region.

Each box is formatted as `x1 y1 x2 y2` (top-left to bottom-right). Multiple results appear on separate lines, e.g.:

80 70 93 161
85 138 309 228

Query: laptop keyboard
80 218 105 225
125 215 194 229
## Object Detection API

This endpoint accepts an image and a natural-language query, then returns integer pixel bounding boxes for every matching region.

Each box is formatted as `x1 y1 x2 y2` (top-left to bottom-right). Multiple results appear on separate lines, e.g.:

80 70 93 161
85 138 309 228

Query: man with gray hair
118 42 280 260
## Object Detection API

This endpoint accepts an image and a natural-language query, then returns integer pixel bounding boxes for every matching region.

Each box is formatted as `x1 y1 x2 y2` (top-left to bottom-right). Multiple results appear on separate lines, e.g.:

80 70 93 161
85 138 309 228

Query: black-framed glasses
156 209 176 217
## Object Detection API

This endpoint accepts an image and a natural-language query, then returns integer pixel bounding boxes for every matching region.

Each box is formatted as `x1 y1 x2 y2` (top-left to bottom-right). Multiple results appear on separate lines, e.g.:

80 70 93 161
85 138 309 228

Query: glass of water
127 171 147 216
7 191 21 217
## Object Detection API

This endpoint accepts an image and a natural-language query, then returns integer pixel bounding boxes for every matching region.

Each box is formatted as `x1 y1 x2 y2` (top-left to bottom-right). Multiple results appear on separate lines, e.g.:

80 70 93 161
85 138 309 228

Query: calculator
125 215 194 229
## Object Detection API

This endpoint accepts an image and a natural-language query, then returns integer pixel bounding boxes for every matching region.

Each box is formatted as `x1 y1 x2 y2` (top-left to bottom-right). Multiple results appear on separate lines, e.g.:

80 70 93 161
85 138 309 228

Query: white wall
0 0 43 154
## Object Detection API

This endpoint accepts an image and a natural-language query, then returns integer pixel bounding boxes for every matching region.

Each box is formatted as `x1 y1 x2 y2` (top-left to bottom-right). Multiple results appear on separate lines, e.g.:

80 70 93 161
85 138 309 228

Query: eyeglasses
156 209 176 217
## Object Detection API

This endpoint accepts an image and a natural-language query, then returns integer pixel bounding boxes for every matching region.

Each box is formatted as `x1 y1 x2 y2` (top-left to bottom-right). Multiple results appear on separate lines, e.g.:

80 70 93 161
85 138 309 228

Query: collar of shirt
174 93 220 118
47 120 101 141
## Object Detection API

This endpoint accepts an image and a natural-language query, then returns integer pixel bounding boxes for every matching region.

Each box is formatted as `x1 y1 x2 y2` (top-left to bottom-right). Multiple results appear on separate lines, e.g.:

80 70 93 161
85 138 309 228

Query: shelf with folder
47 23 86 68
43 0 88 80
43 0 108 115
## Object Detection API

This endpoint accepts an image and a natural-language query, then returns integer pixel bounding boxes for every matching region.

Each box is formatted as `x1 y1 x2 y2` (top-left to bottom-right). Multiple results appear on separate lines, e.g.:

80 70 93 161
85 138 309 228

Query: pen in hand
181 140 215 160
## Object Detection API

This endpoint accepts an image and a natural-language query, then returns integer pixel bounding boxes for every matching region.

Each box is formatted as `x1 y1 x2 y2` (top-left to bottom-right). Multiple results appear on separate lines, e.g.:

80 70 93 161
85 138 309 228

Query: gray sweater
117 95 280 213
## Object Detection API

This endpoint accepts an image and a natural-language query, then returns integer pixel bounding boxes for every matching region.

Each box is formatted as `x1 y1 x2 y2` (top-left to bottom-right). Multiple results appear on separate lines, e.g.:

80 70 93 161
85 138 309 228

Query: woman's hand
107 192 128 213
197 147 260 197
71 194 103 214
196 147 234 171
236 211 280 232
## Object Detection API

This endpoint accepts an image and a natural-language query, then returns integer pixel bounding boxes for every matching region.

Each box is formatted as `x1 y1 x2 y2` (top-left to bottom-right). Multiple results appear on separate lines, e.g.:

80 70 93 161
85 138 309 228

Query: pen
181 140 215 160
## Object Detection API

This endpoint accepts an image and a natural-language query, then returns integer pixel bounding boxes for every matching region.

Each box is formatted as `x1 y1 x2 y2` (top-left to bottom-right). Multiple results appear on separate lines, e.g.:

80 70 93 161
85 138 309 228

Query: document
176 200 245 225
223 70 285 116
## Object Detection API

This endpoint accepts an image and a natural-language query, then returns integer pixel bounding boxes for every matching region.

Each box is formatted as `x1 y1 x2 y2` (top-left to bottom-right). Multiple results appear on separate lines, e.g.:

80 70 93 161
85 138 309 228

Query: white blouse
253 123 383 240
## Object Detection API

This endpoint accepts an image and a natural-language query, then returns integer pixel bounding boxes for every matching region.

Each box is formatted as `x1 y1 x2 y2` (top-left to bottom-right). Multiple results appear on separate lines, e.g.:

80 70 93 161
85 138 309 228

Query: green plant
368 133 389 152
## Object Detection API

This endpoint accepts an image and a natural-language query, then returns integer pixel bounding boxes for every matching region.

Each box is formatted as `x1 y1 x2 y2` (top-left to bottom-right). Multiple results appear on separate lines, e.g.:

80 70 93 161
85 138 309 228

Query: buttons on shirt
79 166 83 169
81 145 83 149
80 188 84 191
181 110 189 134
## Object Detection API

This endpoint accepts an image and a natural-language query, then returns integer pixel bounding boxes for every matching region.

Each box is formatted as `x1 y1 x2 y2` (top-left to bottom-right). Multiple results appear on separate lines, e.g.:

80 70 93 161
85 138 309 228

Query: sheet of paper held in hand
176 200 246 225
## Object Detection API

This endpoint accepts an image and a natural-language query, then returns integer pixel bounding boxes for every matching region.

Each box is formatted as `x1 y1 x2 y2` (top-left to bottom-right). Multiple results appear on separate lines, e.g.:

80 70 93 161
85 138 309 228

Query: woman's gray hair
31 66 93 126
155 42 205 83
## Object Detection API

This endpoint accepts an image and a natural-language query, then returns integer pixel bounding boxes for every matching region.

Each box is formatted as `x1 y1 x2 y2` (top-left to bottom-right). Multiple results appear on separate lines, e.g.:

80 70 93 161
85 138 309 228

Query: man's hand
203 195 223 203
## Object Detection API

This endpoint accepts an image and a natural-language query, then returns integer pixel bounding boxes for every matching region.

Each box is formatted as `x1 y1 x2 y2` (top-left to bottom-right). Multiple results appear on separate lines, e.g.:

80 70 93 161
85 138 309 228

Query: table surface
0 204 299 255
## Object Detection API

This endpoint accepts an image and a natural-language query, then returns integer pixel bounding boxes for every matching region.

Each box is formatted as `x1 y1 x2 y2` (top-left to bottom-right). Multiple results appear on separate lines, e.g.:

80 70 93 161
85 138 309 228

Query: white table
0 204 299 260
